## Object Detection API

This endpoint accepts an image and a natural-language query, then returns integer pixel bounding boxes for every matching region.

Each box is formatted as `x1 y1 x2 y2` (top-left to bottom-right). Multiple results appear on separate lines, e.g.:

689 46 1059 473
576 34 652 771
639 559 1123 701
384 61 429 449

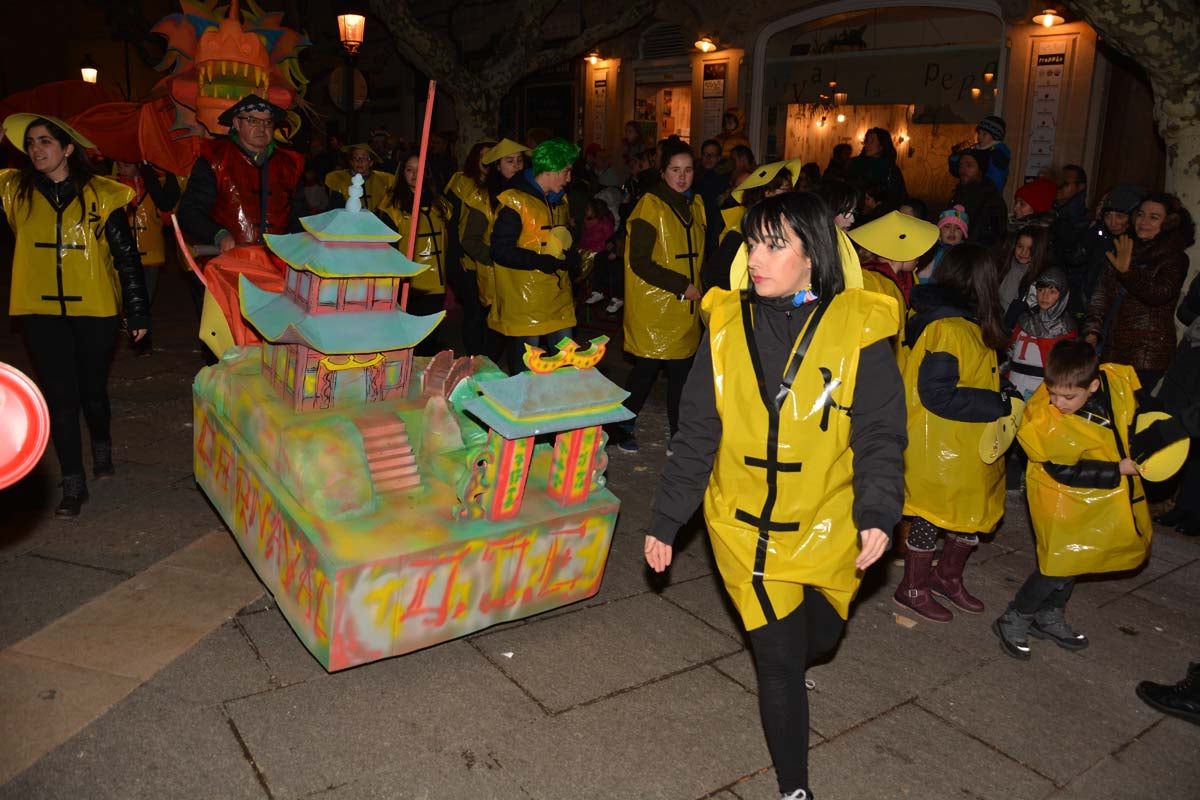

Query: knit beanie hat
1014 177 1057 215
938 204 970 236
1103 184 1146 215
977 115 1006 142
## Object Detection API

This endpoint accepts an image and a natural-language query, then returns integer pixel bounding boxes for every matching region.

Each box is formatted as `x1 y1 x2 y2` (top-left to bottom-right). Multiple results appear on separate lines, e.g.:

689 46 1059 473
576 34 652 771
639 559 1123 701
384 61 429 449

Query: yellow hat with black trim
482 138 531 165
2 113 95 151
1134 411 1190 482
731 158 803 203
341 143 382 162
730 225 863 292
979 396 1026 464
848 210 939 263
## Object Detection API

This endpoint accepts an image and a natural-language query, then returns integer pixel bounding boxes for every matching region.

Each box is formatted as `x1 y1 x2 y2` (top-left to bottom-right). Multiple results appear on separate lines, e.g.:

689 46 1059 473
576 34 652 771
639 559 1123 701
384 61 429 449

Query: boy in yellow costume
994 340 1152 658
646 193 905 800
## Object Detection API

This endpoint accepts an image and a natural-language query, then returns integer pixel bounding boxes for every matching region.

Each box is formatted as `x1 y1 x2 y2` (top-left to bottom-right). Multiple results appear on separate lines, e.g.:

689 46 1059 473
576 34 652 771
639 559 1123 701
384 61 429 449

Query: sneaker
617 438 639 453
584 290 605 305
1029 607 1089 650
605 298 624 313
55 474 89 518
781 790 810 800
992 609 1033 660
92 441 116 479
665 445 674 457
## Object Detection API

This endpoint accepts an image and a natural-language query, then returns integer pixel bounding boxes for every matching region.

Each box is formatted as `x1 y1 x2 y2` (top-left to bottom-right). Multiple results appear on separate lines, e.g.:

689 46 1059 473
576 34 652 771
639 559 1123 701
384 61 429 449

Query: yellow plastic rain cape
623 191 707 359
902 315 1005 533
489 188 575 337
1 170 134 318
460 193 497 306
1018 364 1152 576
324 169 394 212
378 198 451 294
702 286 899 629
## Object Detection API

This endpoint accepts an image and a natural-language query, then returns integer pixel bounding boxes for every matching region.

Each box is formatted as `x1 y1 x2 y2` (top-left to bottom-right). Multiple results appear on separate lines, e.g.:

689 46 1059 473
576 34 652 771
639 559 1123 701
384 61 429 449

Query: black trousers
21 315 120 477
407 292 446 358
505 327 574 374
748 587 845 795
1012 568 1075 615
622 354 694 437
450 267 489 357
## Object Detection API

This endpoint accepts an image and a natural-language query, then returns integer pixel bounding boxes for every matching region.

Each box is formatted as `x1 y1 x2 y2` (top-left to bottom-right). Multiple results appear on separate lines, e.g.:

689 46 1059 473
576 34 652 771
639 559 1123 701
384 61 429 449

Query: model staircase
355 414 421 494
421 351 453 399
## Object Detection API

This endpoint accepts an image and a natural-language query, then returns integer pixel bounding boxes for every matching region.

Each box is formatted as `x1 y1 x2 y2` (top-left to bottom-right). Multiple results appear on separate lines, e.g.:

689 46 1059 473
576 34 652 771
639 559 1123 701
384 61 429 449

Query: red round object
0 362 50 490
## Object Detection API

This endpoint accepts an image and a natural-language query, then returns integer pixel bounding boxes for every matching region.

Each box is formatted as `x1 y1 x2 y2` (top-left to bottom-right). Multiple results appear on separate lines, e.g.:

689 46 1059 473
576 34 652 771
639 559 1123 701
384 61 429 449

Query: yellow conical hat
847 210 939 262
341 143 382 162
731 158 804 203
482 138 531 165
3 113 95 151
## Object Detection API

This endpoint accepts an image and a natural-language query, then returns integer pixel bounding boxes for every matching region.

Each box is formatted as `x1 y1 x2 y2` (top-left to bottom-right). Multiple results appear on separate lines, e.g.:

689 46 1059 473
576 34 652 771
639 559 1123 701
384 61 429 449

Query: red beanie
1015 177 1057 215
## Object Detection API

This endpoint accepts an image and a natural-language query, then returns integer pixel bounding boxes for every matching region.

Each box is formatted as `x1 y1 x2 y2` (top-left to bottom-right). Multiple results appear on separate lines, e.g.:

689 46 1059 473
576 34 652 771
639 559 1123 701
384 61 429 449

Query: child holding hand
994 340 1151 658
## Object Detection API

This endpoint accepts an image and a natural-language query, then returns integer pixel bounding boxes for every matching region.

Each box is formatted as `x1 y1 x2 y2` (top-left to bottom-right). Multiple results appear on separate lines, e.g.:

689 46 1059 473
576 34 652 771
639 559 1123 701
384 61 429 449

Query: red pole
401 80 437 311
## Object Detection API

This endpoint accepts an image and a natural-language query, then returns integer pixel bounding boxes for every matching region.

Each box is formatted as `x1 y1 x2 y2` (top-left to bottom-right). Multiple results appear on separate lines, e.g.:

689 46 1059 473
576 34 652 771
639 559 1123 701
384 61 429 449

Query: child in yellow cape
645 192 906 800
993 340 1152 659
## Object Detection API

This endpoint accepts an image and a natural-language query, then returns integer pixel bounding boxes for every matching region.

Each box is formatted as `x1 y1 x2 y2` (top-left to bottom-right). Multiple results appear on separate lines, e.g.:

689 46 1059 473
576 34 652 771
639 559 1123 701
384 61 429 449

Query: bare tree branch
368 0 480 96
519 0 656 79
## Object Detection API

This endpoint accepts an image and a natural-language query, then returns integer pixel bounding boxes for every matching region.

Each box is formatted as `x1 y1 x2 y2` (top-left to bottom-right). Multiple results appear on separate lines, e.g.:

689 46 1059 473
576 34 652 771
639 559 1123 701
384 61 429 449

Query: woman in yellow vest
460 139 529 362
443 140 496 356
897 242 1013 622
377 153 453 356
0 114 151 516
115 160 180 356
618 139 707 453
700 159 796 293
489 138 580 373
646 192 906 800
325 143 394 212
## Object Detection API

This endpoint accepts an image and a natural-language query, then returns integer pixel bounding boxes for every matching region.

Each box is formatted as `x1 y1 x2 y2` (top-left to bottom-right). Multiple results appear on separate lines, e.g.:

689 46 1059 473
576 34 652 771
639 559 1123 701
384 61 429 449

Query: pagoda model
193 177 629 672
239 176 441 411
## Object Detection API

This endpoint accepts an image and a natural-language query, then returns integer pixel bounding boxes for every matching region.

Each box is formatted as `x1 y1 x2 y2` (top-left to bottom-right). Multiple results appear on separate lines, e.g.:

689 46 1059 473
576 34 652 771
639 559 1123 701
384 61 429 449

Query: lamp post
337 13 365 141
80 54 99 84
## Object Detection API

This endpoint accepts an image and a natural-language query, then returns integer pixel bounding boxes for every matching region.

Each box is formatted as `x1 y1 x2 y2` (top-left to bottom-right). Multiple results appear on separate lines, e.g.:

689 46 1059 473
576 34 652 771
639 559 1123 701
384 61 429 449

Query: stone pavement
2 269 1199 799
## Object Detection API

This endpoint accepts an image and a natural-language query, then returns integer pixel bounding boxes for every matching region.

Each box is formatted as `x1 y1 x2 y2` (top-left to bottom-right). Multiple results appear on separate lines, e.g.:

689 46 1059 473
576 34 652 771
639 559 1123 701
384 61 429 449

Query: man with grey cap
1066 183 1145 305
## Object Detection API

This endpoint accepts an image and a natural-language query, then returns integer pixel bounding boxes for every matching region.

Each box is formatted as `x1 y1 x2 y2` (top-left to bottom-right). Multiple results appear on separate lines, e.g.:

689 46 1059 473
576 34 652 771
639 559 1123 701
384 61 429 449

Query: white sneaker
606 298 624 313
781 790 809 800
585 290 605 305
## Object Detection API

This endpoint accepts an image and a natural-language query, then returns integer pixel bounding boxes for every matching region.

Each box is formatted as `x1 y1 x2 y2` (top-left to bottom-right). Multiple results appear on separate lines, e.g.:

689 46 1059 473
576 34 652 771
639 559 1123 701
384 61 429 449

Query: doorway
634 82 692 144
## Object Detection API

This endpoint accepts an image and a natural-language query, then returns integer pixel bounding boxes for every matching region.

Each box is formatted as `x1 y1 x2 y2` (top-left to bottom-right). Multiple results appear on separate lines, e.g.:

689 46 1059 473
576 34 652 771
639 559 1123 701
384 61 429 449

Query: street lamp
337 12 366 141
80 54 99 84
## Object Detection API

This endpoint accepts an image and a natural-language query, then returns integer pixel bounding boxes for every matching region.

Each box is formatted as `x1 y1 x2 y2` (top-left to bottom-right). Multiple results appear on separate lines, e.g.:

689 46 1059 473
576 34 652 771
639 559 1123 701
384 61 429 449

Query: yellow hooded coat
377 197 452 294
703 286 900 628
1018 364 1152 576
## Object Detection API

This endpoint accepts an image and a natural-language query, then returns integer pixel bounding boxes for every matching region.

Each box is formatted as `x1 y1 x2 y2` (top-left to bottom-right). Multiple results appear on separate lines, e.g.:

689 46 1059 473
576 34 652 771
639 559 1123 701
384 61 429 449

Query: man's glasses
237 116 275 130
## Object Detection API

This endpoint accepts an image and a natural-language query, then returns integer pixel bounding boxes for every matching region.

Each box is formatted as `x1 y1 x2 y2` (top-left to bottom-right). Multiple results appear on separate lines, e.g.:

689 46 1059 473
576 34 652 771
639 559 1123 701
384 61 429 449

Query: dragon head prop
153 0 309 136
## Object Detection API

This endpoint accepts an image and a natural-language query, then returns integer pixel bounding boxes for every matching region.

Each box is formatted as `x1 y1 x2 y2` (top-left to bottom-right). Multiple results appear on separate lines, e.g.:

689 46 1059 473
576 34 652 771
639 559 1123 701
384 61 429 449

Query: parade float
192 182 632 671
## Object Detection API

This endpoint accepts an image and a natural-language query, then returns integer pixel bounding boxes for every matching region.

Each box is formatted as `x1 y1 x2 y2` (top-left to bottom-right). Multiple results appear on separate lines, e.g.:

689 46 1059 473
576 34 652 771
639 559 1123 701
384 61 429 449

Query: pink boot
893 549 952 623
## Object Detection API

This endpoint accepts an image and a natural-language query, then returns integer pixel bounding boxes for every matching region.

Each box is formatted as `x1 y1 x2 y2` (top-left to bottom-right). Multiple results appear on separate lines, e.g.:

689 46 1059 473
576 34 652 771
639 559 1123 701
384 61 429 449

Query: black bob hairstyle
742 192 844 300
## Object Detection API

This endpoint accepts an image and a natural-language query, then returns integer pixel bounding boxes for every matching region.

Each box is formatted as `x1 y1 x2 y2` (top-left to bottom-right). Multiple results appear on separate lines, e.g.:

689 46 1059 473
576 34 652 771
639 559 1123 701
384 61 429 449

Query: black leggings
622 354 694 437
21 315 120 477
748 587 845 795
407 292 446 357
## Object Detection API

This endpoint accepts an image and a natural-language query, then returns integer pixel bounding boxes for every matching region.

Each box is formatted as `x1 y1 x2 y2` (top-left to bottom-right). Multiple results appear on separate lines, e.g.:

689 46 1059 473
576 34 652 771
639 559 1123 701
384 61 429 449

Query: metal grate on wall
639 22 690 60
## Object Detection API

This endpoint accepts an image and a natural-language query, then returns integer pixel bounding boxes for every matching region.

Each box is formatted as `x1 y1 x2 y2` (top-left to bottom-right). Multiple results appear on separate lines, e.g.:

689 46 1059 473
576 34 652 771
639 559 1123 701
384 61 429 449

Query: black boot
1136 662 1200 726
55 474 89 517
92 440 115 479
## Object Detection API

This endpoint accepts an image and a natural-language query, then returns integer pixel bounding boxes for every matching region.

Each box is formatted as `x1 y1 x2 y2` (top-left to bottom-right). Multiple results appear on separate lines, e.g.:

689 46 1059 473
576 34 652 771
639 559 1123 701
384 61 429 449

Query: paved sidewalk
2 270 1199 799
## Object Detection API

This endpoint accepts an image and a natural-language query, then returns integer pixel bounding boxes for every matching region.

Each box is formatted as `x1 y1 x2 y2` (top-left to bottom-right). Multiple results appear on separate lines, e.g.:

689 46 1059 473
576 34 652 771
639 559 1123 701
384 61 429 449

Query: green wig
532 138 579 175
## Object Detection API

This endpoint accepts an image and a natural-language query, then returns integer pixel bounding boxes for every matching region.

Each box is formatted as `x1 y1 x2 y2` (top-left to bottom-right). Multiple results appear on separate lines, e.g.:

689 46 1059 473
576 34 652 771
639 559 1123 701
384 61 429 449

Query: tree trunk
456 91 503 157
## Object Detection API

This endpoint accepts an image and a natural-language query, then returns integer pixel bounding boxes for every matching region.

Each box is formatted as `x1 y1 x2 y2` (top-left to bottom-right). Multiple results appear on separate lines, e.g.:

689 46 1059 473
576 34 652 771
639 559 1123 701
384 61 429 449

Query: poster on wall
702 98 725 141
1024 40 1066 181
592 76 607 144
703 63 726 99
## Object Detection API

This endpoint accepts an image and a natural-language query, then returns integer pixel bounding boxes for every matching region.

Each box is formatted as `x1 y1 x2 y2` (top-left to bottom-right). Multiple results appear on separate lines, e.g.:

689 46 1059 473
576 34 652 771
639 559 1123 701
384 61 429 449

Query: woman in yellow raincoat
489 138 580 372
897 242 1013 623
646 192 906 800
0 114 151 516
443 140 496 356
377 153 452 356
618 139 707 453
